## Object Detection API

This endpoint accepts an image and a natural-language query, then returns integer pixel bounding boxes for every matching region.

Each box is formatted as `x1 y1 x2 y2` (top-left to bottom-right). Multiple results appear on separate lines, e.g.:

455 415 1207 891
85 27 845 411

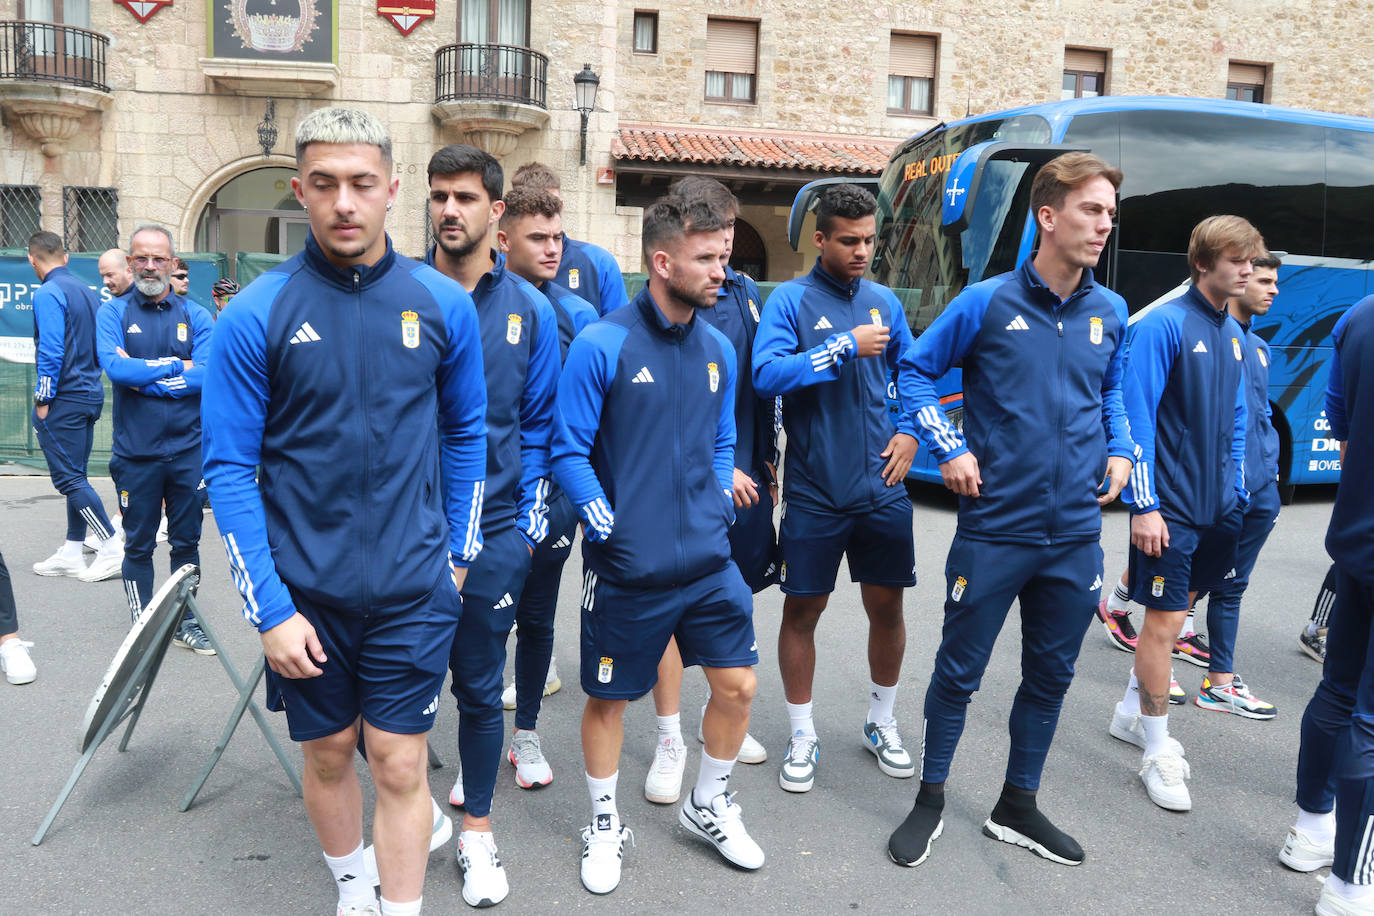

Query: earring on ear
386 203 393 211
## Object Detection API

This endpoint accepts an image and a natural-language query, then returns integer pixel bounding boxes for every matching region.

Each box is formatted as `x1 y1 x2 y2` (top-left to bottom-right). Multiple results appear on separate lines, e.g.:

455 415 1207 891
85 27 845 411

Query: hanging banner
115 0 172 23
377 0 435 35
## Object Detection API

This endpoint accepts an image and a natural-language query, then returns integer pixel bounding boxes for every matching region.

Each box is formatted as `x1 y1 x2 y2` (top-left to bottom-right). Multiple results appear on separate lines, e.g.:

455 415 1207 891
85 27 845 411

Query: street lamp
573 64 600 166
256 99 278 159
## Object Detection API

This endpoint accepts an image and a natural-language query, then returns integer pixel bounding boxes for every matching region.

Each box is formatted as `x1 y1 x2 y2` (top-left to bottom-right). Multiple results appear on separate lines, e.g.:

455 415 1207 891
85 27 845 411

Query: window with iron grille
0 185 42 248
62 186 118 252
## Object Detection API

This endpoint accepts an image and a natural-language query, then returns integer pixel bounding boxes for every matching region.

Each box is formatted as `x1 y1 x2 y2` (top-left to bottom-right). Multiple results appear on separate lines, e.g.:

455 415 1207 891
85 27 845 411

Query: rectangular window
888 33 936 116
633 11 657 54
1226 61 1267 103
0 185 43 249
62 186 118 253
705 18 757 104
1062 48 1107 99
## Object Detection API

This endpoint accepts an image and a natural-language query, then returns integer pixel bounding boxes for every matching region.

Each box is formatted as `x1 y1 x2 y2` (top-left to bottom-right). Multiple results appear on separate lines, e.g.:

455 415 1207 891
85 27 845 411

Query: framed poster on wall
209 0 339 63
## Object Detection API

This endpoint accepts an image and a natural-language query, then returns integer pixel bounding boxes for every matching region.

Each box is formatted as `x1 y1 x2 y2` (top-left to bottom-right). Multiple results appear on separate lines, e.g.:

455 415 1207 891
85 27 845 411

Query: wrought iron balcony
435 43 548 108
0 20 109 92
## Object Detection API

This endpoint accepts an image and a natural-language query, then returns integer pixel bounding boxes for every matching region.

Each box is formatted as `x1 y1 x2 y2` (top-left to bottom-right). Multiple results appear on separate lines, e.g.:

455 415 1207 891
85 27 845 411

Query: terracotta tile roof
612 126 897 175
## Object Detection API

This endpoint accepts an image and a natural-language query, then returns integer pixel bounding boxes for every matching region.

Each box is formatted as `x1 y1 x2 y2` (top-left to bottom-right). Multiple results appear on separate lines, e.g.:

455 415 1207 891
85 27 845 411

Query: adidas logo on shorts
422 694 439 716
552 535 572 549
494 593 514 609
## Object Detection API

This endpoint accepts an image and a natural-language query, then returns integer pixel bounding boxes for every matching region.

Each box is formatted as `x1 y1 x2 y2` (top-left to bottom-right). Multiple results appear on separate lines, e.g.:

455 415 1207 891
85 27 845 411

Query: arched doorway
193 166 307 279
731 217 767 279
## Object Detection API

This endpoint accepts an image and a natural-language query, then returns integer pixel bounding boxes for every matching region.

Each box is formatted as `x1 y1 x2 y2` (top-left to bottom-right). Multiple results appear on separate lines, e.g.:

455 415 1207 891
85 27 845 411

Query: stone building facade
1 0 1371 281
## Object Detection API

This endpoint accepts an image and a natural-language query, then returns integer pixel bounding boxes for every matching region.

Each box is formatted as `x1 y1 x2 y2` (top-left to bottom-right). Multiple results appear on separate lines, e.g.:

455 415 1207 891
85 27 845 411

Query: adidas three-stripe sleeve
752 283 857 397
907 284 991 464
551 322 624 542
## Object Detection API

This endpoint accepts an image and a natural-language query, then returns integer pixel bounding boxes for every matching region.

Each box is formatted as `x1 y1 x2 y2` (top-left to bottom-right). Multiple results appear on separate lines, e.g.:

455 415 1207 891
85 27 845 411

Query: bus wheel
1279 484 1296 505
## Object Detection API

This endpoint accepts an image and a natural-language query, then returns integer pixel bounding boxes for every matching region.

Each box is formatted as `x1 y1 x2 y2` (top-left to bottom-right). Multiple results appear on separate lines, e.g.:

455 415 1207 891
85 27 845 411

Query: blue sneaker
864 720 915 778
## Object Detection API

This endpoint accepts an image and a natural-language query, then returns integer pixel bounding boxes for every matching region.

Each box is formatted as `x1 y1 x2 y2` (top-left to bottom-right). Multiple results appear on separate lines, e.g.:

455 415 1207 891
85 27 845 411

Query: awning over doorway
612 124 898 176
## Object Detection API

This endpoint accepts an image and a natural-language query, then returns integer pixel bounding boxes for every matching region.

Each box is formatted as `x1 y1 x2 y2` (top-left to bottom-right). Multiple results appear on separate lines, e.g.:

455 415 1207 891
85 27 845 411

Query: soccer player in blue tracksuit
495 185 598 791
556 195 762 896
645 177 778 806
509 161 628 315
888 153 1132 868
96 224 215 650
1187 252 1283 719
753 184 921 794
26 231 122 581
1113 215 1257 814
1286 294 1374 914
203 109 487 916
424 145 559 909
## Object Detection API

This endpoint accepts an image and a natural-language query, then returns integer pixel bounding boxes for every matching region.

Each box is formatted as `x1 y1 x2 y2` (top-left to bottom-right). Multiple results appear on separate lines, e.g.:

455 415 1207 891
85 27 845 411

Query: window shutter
706 19 757 74
890 34 936 79
1064 48 1106 73
1228 61 1267 86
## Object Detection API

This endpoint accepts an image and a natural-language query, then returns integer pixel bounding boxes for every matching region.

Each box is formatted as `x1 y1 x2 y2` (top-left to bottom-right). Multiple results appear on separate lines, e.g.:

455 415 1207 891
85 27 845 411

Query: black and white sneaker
679 792 765 869
982 784 1084 866
580 813 633 895
888 794 944 867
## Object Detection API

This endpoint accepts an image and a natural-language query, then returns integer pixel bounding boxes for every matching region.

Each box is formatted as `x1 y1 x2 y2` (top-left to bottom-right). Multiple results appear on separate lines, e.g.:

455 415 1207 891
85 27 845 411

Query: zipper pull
353 272 360 291
1057 321 1063 337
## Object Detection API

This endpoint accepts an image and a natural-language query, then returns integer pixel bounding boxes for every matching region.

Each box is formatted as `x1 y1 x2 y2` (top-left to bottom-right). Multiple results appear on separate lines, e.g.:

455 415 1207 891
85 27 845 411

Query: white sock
380 896 422 916
1296 808 1336 841
1329 876 1374 902
786 700 815 737
1178 614 1195 638
587 771 618 819
323 841 375 909
59 540 84 559
1120 669 1141 716
656 712 682 744
868 681 898 725
692 751 735 807
1107 580 1132 613
1140 714 1170 758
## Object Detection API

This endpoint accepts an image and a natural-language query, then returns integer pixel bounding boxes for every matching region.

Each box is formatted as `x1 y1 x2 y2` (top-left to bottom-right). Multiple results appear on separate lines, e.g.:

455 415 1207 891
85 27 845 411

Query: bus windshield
871 114 1052 331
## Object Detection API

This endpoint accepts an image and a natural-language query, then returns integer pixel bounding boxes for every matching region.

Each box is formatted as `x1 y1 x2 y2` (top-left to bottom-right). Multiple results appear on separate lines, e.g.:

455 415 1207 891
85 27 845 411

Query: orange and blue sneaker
1097 599 1138 653
1194 674 1276 720
1173 631 1211 668
1169 670 1186 705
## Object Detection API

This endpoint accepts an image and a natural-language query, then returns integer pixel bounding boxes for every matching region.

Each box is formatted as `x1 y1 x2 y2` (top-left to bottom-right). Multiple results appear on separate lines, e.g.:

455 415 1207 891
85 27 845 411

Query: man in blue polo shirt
753 184 921 795
96 224 215 649
425 144 560 909
26 231 123 582
888 152 1132 868
556 193 762 895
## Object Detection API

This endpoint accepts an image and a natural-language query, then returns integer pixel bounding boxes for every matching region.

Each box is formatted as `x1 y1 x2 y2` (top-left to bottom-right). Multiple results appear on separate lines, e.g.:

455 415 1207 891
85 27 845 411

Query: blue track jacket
1325 295 1374 575
33 265 104 405
540 278 598 360
557 237 628 316
552 289 737 587
909 259 1133 544
202 234 487 632
753 260 920 514
700 266 778 481
426 249 560 548
97 288 215 460
1238 317 1280 485
1122 285 1248 527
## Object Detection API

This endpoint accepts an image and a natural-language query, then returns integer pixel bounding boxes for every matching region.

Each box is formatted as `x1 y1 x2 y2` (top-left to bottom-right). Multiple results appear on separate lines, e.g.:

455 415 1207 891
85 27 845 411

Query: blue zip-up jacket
539 278 598 360
1325 294 1374 575
753 259 920 514
1122 285 1248 527
33 265 104 404
426 249 560 547
909 259 1134 544
1237 316 1280 485
97 287 215 460
202 234 487 632
557 237 628 316
552 289 737 587
700 266 777 481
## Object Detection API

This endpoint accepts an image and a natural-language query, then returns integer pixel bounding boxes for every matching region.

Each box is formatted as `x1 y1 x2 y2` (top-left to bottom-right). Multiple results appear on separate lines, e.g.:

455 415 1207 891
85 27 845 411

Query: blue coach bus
792 96 1374 496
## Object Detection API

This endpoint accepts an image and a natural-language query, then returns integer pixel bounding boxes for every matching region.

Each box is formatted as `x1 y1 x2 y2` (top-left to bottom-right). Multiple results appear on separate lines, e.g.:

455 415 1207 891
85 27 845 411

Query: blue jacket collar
632 286 695 341
424 246 506 296
809 258 862 298
128 287 182 312
1182 283 1229 325
1019 256 1097 304
303 230 397 290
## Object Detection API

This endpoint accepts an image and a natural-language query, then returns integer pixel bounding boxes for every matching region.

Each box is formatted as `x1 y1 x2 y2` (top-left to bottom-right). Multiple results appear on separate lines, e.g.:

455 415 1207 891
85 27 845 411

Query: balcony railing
0 20 109 92
435 43 547 108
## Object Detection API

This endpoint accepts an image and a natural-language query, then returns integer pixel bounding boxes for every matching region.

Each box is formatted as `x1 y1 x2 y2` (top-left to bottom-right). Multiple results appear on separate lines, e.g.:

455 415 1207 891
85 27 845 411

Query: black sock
986 782 1084 864
888 784 945 867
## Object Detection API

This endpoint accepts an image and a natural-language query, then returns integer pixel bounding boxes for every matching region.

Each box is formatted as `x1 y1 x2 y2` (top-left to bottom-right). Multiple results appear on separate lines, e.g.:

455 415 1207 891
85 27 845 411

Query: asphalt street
0 473 1341 914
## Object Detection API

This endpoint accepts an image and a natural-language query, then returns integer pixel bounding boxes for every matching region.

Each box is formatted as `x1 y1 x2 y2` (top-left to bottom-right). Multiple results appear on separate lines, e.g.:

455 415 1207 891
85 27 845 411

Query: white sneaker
337 904 380 916
1317 878 1374 916
500 681 517 710
679 791 765 869
500 657 562 710
864 720 916 778
32 549 85 578
644 735 687 804
508 729 553 788
779 732 820 793
362 796 452 885
449 764 465 807
456 830 509 908
84 526 123 553
1281 825 1335 872
580 813 633 895
1140 750 1192 811
78 547 123 583
696 705 767 764
0 638 36 685
1109 704 1186 756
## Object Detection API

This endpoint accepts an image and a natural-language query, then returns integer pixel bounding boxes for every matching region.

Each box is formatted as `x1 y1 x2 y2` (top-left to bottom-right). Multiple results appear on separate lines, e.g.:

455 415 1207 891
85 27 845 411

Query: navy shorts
265 576 462 742
579 563 758 700
1127 508 1243 612
730 491 780 594
777 497 917 596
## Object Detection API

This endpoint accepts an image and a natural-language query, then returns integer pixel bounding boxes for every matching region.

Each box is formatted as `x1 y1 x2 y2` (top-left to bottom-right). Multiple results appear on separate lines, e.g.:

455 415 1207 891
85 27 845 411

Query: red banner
378 0 435 35
115 0 171 23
